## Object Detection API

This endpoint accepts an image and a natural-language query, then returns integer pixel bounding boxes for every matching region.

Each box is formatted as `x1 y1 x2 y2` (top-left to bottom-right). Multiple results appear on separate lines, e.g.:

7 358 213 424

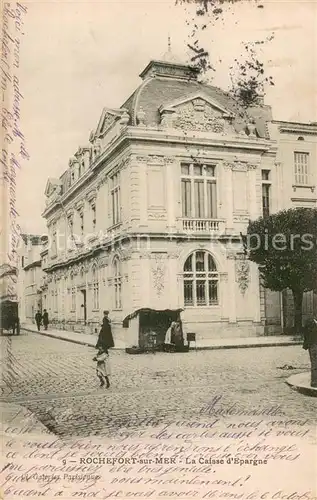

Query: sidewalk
21 323 125 349
21 323 302 350
286 372 317 397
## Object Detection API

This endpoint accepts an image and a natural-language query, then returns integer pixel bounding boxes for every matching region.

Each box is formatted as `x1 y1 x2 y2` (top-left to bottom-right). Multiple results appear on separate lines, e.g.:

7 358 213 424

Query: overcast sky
17 0 317 233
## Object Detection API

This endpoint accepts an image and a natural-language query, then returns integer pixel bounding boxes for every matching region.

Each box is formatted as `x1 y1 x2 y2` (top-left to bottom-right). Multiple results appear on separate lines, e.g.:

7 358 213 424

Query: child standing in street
93 347 111 388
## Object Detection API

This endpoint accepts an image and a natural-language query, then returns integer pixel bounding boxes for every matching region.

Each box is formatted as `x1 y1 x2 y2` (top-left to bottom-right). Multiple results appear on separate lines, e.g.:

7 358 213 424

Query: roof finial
168 34 171 53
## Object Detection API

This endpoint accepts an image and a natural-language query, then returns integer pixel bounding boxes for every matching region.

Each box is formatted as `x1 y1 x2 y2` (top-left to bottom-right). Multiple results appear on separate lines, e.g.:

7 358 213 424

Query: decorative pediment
95 107 129 138
45 178 62 197
159 93 235 133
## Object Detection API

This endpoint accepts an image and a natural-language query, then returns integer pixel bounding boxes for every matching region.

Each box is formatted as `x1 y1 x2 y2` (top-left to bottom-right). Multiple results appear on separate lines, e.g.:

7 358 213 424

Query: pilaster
248 167 258 220
223 163 234 231
227 255 237 323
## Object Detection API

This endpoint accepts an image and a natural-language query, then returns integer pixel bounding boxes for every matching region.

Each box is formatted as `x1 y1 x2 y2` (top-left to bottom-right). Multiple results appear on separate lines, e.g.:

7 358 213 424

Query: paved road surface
1 331 316 437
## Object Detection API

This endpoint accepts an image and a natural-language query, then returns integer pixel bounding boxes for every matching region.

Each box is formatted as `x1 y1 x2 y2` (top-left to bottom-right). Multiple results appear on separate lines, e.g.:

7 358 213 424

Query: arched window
92 265 99 310
113 257 122 310
183 251 219 307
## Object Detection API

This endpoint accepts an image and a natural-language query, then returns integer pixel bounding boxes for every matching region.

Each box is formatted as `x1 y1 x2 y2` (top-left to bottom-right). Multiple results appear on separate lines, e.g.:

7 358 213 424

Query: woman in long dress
96 310 114 350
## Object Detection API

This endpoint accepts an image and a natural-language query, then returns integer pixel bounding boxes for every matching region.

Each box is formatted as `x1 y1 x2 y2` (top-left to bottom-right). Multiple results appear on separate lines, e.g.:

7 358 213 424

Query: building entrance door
81 289 87 324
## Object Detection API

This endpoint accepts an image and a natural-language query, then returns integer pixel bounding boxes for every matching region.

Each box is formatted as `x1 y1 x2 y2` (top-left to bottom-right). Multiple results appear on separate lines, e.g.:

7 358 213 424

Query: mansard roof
121 69 272 138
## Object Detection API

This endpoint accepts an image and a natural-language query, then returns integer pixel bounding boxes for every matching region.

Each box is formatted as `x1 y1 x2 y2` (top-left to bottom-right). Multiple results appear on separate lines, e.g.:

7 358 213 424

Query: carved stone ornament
222 161 234 171
235 260 250 295
136 107 146 127
173 101 234 134
147 155 165 165
135 156 148 163
233 215 250 222
120 111 130 126
246 120 258 137
148 212 167 220
120 156 131 170
87 189 97 203
134 155 174 165
168 252 180 259
73 265 79 276
151 254 166 296
100 113 116 136
120 249 132 261
75 200 84 211
226 250 237 260
223 161 259 172
232 162 248 171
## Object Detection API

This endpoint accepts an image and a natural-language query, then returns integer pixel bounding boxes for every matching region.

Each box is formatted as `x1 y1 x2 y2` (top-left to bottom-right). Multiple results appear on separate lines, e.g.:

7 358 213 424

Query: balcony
181 218 225 234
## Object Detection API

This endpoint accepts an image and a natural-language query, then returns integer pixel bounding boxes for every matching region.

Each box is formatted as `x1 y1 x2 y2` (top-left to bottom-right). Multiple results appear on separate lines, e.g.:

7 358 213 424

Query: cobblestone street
1 331 316 437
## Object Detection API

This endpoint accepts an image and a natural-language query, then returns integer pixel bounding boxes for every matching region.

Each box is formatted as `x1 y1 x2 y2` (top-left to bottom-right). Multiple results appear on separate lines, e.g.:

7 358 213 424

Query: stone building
265 121 317 331
17 234 48 323
42 54 284 344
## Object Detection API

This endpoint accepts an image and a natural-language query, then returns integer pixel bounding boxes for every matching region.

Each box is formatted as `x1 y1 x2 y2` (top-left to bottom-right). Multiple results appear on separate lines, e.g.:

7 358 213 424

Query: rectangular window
114 281 122 309
181 163 217 219
71 287 76 312
294 152 309 185
67 216 74 246
181 179 191 217
262 184 270 217
110 172 121 225
194 180 204 217
196 280 206 306
93 283 99 310
208 280 218 305
184 280 194 306
79 213 84 236
51 222 57 256
207 181 217 218
91 204 96 230
261 169 270 181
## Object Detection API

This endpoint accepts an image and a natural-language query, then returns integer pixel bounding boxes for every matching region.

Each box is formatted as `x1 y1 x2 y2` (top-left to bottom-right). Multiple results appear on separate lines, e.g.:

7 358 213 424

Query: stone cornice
273 121 317 135
43 125 274 219
44 231 242 273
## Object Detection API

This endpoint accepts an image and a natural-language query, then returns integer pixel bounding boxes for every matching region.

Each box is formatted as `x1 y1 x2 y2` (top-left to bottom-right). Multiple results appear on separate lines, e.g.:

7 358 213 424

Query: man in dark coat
35 311 42 331
303 318 317 388
12 316 20 335
96 311 114 351
42 309 49 330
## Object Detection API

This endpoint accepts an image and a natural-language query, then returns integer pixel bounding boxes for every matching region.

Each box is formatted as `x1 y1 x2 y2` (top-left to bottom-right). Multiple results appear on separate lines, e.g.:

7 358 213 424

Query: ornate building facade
41 55 315 343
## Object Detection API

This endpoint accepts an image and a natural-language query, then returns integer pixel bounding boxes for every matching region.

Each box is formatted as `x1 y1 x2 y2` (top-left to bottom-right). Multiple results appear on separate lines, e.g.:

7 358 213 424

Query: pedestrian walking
35 311 42 331
96 311 114 350
93 347 111 388
12 316 20 335
303 318 317 388
42 309 49 330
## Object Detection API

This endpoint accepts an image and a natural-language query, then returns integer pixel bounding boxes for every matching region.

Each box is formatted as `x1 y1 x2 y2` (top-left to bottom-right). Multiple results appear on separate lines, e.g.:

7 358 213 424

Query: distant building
42 54 282 343
17 234 48 323
266 121 317 331
0 263 18 302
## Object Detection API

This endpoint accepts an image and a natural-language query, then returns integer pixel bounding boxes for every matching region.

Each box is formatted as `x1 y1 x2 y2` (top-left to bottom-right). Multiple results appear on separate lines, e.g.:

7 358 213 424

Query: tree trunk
292 290 303 334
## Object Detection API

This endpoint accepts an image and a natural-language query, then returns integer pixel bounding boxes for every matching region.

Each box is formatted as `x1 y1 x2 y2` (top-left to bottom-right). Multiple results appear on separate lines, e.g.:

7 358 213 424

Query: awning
123 308 183 327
